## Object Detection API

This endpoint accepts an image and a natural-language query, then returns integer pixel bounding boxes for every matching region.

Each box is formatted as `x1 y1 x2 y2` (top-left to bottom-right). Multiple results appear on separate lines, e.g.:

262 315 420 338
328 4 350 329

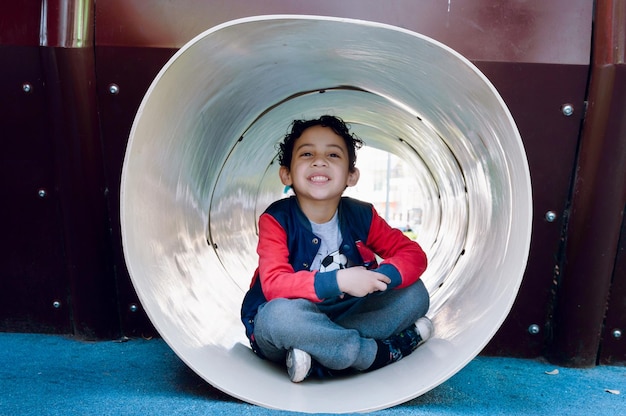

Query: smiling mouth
309 175 330 183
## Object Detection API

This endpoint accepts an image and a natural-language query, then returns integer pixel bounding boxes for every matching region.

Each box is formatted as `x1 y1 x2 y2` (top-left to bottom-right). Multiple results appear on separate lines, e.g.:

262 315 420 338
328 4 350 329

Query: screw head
38 189 47 198
108 83 120 95
528 324 540 335
52 300 61 309
545 211 557 222
129 304 138 313
561 104 574 117
22 83 32 93
613 329 622 339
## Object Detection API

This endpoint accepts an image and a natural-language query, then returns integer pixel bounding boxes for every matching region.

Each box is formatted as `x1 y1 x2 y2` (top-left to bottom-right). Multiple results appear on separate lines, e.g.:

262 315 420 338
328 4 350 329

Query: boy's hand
337 267 391 298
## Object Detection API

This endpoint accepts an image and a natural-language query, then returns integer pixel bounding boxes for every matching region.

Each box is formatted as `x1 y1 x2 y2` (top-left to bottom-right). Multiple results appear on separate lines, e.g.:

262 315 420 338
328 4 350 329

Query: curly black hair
277 115 364 172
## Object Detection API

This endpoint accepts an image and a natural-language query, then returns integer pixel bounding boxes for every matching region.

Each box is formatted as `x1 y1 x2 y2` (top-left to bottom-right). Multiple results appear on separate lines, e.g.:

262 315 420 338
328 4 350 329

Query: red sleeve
256 213 321 302
365 206 428 288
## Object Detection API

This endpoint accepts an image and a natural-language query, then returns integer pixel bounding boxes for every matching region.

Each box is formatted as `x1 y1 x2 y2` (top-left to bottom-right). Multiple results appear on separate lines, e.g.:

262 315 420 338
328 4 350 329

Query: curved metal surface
121 16 532 413
40 0 93 48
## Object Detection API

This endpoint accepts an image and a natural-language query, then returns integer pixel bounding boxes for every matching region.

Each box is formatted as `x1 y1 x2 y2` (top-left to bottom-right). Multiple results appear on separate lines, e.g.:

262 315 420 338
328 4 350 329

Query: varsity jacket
240 196 427 349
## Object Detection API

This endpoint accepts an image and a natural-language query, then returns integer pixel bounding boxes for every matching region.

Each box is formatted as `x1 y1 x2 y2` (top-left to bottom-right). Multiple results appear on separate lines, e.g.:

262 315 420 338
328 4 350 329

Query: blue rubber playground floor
1 332 624 415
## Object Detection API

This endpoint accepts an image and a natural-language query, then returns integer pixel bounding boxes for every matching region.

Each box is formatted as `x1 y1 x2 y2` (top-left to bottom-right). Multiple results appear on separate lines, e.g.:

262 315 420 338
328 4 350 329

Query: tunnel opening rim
120 14 533 413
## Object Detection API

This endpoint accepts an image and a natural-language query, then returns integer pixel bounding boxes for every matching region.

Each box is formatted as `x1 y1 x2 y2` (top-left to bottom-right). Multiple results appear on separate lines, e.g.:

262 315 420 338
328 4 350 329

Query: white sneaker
286 348 312 383
415 316 434 345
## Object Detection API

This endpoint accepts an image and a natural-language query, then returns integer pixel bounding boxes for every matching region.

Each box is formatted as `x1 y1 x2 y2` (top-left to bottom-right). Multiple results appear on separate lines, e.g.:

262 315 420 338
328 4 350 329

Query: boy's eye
296 151 342 159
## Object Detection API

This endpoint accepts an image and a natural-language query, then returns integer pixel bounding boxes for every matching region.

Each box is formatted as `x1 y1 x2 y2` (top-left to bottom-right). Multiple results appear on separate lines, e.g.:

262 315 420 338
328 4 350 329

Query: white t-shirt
310 211 348 272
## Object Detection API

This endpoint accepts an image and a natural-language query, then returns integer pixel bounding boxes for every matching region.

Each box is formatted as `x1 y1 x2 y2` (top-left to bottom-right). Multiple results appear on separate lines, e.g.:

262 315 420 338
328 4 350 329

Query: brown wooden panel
0 2 41 46
0 45 72 333
600 208 626 365
1 1 121 338
476 62 590 357
39 45 120 339
95 0 592 66
95 46 178 337
546 2 626 367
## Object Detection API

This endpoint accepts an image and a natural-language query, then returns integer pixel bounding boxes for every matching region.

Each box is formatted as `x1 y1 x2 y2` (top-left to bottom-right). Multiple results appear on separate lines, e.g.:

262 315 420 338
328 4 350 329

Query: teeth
310 176 329 182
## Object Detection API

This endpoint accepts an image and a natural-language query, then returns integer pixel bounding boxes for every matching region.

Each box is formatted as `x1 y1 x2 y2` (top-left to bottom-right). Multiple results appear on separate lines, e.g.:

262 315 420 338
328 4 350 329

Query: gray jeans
253 279 429 371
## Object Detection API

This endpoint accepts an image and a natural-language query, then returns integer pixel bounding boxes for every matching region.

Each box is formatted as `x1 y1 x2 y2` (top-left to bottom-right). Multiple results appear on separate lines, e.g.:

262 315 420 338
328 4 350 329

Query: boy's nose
312 156 327 166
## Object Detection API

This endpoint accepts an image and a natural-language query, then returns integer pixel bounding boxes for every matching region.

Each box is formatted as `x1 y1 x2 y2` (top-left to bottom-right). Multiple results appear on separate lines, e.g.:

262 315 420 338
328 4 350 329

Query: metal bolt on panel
545 211 557 222
561 103 574 116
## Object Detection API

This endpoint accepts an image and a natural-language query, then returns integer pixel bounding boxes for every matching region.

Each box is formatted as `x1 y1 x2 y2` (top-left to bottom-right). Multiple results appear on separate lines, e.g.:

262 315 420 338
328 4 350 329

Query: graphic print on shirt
319 249 348 272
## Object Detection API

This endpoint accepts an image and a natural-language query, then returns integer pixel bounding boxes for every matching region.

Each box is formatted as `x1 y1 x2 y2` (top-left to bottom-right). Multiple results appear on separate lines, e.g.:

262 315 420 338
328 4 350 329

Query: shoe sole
415 316 434 345
286 348 311 383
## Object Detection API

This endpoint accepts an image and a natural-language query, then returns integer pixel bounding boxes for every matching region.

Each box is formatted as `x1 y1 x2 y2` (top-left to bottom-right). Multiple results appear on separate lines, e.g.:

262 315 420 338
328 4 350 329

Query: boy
241 115 432 382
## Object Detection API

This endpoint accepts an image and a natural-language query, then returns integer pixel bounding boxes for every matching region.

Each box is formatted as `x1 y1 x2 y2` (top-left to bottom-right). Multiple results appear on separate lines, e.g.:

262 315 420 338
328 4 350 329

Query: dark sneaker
365 317 434 372
384 316 434 363
286 348 311 383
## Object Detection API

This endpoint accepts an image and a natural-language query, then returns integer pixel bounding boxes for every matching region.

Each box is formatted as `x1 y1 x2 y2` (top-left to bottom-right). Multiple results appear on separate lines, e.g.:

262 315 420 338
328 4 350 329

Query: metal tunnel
120 16 532 413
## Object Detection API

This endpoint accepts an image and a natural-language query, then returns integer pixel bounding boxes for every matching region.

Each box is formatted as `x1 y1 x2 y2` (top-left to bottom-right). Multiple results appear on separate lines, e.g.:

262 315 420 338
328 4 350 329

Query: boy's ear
347 167 360 187
279 166 293 186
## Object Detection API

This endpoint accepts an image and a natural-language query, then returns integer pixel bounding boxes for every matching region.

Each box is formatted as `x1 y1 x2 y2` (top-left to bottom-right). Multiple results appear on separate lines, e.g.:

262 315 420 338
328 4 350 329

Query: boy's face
279 125 359 204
